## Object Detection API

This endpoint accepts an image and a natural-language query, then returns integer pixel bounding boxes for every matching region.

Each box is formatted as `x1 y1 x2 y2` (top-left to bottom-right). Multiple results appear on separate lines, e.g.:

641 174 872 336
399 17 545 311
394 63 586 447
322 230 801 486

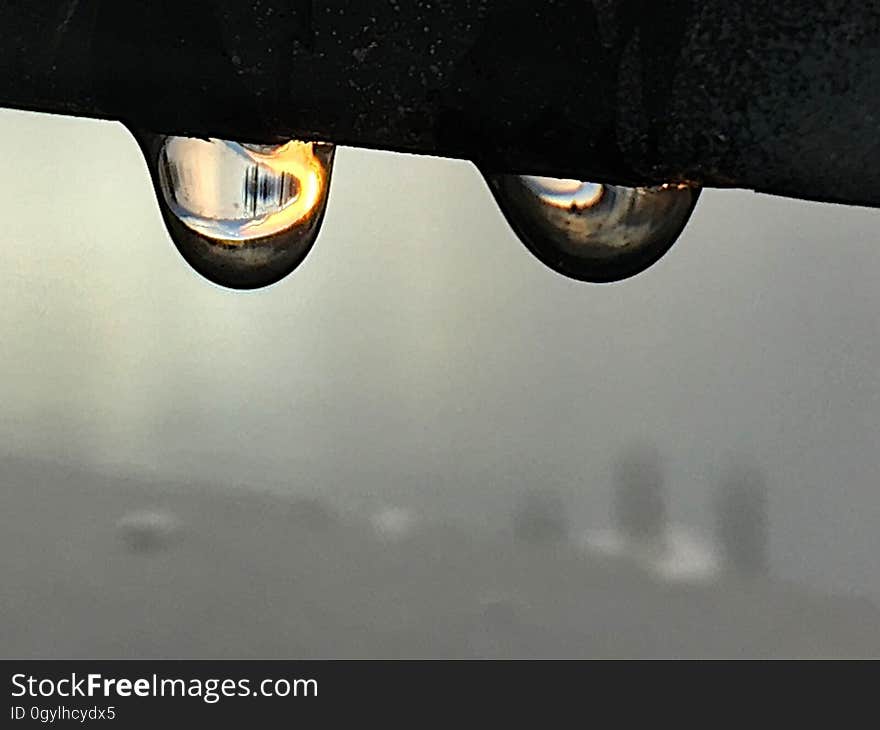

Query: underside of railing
0 1 878 207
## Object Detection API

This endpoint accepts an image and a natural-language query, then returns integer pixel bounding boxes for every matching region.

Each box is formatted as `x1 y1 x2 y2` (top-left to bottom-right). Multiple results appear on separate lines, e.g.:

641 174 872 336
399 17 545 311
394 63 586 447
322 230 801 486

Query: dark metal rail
1 1 879 206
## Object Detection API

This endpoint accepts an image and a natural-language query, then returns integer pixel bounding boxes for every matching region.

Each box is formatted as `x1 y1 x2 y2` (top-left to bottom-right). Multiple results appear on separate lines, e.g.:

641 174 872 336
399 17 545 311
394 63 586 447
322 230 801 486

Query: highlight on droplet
134 130 335 289
520 176 604 210
158 137 327 242
486 172 701 283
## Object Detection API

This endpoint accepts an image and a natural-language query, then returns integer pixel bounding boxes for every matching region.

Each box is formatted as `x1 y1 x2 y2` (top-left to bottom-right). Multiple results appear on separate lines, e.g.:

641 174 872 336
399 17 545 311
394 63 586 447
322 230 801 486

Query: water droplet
486 174 700 282
134 131 335 289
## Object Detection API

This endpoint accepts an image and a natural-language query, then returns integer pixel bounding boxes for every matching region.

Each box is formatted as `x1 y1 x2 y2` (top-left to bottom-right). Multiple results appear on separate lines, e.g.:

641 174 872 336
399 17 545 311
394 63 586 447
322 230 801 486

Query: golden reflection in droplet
133 128 336 290
158 138 329 244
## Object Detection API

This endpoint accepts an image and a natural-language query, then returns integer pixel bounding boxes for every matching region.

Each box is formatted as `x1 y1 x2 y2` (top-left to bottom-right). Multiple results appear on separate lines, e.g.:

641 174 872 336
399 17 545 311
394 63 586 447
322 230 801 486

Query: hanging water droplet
486 174 700 282
134 131 335 289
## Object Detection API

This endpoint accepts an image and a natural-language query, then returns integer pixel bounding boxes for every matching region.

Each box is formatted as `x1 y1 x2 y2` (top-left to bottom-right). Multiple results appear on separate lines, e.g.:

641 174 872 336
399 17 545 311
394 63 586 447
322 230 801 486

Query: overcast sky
1 108 878 600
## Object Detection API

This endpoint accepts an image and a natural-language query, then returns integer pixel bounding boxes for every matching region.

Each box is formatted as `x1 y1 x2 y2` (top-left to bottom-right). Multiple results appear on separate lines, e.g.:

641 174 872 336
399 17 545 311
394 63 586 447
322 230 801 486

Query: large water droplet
135 132 335 289
486 174 700 282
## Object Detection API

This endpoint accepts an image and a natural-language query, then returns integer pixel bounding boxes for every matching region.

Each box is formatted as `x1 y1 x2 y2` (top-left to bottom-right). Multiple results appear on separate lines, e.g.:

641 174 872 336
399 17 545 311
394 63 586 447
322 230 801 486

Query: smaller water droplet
486 173 700 282
134 131 335 289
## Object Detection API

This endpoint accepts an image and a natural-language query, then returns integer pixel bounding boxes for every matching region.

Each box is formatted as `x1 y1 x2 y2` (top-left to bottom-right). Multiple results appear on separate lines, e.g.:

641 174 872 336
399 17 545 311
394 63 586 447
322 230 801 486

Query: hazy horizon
1 107 879 606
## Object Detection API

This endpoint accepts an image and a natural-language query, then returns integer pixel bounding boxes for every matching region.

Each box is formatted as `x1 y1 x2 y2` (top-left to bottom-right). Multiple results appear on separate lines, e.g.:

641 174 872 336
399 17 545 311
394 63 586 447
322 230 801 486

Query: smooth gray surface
3 458 878 658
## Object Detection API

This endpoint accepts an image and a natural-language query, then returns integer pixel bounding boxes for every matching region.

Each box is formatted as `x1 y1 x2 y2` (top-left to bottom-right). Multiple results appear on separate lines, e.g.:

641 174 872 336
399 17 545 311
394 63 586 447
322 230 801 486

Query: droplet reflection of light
134 131 335 289
520 176 604 209
486 173 700 282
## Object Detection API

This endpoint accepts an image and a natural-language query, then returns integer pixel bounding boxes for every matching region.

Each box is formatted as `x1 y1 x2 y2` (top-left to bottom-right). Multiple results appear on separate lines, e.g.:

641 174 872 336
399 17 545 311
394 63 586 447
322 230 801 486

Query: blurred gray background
1 108 879 657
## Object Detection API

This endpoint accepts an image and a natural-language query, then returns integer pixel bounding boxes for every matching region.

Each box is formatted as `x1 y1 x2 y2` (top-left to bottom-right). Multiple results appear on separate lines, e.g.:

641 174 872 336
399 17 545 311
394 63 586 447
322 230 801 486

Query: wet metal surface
0 2 878 206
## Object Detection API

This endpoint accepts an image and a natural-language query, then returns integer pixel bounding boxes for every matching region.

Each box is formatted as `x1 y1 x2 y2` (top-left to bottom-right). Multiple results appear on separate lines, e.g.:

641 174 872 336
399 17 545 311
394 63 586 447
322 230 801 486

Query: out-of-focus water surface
1 109 879 657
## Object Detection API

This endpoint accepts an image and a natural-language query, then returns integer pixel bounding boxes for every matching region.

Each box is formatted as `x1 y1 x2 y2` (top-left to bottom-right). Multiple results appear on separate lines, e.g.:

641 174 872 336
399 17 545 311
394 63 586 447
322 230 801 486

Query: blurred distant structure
4 458 879 658
512 492 569 546
116 509 182 554
613 445 667 553
716 463 769 576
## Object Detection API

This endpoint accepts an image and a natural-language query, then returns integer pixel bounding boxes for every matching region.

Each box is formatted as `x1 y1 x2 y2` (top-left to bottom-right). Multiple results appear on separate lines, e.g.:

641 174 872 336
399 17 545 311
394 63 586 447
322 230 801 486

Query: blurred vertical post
716 464 769 576
613 445 667 553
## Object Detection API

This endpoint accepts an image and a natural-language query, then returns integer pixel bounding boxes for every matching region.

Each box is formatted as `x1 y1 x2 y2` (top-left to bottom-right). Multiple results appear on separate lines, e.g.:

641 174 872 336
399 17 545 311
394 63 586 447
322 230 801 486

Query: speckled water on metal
0 1 878 206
